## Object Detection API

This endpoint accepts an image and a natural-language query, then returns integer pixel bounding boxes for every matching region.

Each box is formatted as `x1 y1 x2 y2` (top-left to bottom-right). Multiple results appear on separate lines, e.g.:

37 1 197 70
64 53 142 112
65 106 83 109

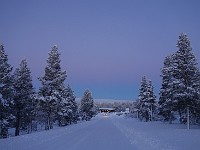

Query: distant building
99 108 115 113
125 108 130 114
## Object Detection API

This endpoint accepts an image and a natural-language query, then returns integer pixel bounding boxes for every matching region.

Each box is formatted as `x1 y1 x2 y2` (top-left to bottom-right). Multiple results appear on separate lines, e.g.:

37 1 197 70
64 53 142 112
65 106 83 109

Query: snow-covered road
1 113 200 150
0 114 137 150
61 115 137 150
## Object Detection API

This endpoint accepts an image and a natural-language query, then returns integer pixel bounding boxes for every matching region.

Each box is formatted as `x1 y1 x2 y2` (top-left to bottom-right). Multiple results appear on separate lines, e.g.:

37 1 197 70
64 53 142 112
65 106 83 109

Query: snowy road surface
1 113 200 150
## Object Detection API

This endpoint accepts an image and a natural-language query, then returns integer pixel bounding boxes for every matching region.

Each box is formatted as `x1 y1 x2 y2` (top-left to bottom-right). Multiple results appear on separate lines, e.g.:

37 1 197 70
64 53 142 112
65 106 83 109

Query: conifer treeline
0 45 94 138
137 33 200 124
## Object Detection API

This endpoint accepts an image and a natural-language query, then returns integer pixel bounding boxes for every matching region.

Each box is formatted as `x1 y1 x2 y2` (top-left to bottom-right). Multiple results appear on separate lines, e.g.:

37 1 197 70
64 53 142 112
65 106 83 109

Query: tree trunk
28 115 33 134
178 109 182 123
187 106 190 129
169 111 172 124
15 111 20 136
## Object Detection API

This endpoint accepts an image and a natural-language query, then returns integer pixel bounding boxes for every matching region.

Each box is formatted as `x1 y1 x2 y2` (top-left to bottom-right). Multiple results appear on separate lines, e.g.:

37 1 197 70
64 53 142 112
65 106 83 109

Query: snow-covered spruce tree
13 59 35 136
0 44 14 138
159 33 200 124
38 45 67 130
136 76 149 121
173 33 199 121
147 80 157 121
57 85 78 126
65 85 78 124
136 76 157 122
196 71 200 124
80 90 94 121
57 87 69 126
159 55 176 123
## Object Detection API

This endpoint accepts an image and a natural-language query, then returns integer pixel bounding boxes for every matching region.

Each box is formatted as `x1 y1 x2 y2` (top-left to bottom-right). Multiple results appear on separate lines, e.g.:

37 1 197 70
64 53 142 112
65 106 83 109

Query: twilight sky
0 0 200 100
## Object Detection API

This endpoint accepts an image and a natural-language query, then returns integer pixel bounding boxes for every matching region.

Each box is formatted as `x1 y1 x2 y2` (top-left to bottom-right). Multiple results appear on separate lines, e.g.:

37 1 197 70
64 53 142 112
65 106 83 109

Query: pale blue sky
0 0 200 100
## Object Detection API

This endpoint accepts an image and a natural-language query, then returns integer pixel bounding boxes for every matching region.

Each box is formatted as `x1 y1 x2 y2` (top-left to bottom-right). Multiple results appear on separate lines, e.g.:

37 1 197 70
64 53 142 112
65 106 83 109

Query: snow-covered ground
1 113 200 150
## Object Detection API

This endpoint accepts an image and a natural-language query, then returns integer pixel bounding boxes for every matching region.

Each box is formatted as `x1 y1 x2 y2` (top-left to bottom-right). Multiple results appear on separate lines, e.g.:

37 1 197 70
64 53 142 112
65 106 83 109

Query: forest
1 33 200 139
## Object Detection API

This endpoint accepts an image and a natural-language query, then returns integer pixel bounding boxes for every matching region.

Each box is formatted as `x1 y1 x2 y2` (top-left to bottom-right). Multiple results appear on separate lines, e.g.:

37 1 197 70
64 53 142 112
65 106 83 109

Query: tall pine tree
159 33 200 124
57 85 78 126
13 59 34 136
173 33 199 119
38 45 67 130
0 44 14 138
136 76 148 121
159 55 176 123
137 76 157 122
80 90 94 121
147 80 157 121
65 85 78 124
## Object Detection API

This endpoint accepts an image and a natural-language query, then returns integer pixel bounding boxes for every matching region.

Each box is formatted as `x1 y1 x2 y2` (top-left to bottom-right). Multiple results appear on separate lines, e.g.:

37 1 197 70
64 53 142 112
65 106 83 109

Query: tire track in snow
111 117 174 150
